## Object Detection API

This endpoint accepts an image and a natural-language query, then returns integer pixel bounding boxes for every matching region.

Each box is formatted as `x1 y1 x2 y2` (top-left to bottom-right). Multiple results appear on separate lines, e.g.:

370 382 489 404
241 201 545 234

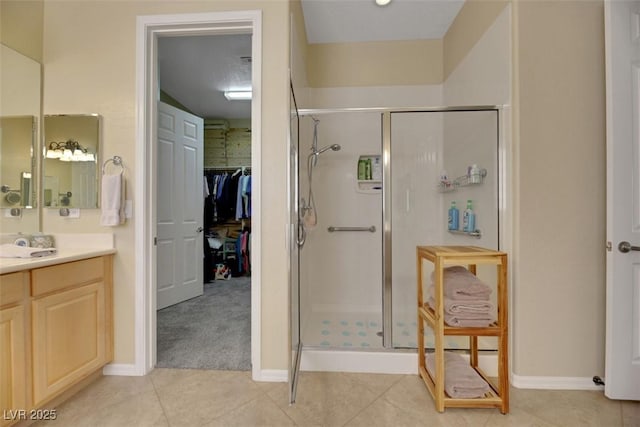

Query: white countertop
0 233 116 274
0 248 117 274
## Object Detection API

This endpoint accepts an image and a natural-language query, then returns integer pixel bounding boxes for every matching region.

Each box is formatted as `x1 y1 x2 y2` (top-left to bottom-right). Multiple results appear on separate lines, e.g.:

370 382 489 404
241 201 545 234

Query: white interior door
605 0 640 400
156 101 204 310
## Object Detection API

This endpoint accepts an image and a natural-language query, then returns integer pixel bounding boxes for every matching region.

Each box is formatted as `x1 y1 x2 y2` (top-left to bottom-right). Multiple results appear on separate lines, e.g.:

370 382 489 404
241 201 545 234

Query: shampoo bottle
469 164 481 184
365 157 372 180
463 199 475 232
358 158 366 180
372 156 382 181
448 201 459 230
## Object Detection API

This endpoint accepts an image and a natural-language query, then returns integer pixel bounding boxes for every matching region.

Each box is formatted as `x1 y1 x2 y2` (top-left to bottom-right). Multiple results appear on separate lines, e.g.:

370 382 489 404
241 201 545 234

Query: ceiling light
375 0 391 6
224 90 252 101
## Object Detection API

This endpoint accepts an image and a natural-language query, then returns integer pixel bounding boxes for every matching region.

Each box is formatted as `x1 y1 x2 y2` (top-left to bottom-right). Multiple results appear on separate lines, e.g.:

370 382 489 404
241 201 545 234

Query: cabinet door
31 282 105 406
0 305 27 427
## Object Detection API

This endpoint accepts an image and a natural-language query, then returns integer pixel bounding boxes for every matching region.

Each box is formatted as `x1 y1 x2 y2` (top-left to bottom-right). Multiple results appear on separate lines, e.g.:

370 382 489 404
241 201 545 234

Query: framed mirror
0 44 41 232
43 114 100 209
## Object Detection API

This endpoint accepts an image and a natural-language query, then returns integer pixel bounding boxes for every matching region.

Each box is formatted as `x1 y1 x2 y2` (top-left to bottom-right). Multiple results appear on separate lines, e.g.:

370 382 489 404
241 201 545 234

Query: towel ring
103 155 124 175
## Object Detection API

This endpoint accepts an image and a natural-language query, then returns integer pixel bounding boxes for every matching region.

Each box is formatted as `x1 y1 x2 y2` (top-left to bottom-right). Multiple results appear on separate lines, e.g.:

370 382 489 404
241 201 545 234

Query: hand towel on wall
100 172 125 226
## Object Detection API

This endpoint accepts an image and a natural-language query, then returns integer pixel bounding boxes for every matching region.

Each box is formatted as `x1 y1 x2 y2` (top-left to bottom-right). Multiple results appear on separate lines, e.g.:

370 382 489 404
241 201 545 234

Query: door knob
196 227 204 233
618 241 640 253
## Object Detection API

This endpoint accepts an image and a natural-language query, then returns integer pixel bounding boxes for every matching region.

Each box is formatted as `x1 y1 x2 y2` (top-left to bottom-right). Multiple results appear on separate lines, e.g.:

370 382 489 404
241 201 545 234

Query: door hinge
606 241 612 252
154 237 157 246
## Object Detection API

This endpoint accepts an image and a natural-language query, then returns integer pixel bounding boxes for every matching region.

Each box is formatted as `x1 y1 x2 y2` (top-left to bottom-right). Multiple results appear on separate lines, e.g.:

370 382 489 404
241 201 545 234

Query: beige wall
307 39 442 88
513 0 606 377
42 0 291 370
443 0 508 80
443 4 511 106
0 0 44 62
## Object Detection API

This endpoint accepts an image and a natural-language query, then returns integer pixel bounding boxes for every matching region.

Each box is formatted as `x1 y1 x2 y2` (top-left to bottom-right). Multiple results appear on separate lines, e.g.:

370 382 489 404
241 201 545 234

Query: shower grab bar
327 226 376 233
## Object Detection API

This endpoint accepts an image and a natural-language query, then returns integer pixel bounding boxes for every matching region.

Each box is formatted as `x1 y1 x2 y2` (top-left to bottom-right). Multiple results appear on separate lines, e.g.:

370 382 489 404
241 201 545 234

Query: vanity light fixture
224 90 252 101
46 140 95 162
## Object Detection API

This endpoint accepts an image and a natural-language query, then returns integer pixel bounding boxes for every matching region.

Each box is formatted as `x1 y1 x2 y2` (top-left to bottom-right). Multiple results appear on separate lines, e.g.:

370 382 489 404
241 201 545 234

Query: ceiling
158 0 464 119
158 35 253 120
301 0 465 44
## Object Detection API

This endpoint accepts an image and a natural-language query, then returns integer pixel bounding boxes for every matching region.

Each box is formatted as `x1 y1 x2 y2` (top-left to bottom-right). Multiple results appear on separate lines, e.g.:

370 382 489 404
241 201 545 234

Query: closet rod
204 166 251 170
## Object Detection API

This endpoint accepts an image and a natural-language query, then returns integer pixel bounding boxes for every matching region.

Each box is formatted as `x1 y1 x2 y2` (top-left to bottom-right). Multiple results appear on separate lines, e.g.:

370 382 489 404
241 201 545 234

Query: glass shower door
387 109 500 349
288 82 302 404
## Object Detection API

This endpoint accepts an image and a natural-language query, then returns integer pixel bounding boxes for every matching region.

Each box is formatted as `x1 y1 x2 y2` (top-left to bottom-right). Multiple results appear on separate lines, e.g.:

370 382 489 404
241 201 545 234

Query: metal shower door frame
297 105 502 349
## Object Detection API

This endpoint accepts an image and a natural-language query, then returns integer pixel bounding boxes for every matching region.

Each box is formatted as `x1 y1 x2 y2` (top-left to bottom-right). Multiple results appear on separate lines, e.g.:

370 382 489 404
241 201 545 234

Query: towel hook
102 155 124 175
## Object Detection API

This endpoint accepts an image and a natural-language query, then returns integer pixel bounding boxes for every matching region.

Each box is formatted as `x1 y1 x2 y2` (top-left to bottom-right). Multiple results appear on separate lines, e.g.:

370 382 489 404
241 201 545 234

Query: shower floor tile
303 312 497 350
302 312 383 349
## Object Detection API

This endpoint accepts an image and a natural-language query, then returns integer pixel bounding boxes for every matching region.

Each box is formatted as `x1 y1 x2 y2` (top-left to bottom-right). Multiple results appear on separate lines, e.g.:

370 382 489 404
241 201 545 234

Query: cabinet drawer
32 257 104 297
0 272 27 307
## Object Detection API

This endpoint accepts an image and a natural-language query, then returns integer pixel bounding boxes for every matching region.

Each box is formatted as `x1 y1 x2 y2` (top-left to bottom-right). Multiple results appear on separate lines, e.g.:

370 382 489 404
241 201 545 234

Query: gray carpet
156 277 251 371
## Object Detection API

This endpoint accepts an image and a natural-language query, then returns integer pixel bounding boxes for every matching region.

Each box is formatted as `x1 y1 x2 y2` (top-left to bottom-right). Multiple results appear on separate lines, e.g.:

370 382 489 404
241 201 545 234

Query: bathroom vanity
0 243 115 426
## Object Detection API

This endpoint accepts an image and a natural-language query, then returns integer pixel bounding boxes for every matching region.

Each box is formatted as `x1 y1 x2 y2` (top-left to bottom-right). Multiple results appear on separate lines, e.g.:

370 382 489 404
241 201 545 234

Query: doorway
155 34 253 371
135 11 262 379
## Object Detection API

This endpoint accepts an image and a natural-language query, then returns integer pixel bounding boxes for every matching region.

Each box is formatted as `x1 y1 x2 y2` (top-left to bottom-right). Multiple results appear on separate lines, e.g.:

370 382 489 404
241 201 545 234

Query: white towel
0 243 57 258
100 173 125 226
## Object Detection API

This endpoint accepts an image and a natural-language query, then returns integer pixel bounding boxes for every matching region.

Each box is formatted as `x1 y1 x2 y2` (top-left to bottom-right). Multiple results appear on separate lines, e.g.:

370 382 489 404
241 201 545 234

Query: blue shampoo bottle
448 201 459 230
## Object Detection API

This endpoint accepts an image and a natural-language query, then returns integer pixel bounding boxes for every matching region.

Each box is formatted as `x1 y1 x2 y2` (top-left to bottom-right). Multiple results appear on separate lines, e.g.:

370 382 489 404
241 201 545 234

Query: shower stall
289 106 502 396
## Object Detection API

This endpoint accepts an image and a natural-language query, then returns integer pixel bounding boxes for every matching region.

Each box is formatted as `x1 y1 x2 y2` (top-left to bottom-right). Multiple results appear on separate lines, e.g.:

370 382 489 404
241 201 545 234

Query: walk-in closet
155 34 253 371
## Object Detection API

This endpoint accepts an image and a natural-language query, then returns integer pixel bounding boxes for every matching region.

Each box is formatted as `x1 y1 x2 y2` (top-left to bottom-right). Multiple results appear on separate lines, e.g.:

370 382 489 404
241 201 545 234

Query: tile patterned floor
303 312 497 350
32 369 639 427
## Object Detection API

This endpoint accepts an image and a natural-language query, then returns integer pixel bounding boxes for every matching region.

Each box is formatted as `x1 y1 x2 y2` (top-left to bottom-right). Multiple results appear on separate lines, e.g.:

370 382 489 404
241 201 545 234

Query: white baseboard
511 374 604 390
103 363 144 376
253 369 288 382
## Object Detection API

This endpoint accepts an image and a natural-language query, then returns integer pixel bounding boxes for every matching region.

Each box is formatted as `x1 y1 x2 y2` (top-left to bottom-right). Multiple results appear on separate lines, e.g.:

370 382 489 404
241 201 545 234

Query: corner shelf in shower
356 179 382 194
447 229 482 239
437 169 487 193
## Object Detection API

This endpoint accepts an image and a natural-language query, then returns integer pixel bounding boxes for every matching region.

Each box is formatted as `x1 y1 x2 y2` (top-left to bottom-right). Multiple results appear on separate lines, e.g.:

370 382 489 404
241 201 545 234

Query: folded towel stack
428 266 494 327
425 351 491 399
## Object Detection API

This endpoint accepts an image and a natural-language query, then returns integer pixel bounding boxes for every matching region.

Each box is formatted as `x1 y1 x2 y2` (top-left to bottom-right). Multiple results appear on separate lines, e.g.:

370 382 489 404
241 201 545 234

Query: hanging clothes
204 169 252 226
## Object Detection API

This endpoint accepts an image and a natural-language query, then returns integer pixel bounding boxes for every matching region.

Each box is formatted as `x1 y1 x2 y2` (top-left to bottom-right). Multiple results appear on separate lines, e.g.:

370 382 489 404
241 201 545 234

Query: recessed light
224 91 252 101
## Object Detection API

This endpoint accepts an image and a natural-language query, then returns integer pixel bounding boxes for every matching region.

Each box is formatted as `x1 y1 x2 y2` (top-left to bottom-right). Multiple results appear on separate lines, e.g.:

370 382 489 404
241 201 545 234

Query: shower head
315 144 341 155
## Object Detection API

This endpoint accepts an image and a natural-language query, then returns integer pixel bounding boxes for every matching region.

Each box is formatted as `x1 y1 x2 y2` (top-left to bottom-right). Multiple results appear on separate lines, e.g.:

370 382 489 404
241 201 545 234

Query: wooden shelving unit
416 245 509 414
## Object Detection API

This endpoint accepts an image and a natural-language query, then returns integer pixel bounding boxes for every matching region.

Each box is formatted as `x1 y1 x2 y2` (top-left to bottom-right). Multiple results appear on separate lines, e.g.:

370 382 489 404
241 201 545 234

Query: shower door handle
297 222 306 248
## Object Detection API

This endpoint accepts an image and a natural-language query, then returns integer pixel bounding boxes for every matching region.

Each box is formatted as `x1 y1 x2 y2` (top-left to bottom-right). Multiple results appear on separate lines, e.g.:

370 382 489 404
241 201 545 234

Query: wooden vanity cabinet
0 272 29 427
0 255 113 424
30 256 113 407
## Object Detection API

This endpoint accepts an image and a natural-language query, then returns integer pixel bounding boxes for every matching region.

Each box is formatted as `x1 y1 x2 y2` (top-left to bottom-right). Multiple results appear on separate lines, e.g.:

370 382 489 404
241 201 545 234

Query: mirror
0 44 41 232
43 114 100 209
0 116 36 208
